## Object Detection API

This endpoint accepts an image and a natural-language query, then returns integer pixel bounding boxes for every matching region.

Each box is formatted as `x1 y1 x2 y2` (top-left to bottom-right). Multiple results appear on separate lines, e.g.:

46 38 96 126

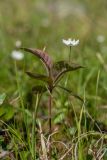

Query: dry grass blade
0 151 9 159
98 149 107 160
51 140 69 150
0 150 15 160
59 145 73 160
38 120 48 160
47 131 58 147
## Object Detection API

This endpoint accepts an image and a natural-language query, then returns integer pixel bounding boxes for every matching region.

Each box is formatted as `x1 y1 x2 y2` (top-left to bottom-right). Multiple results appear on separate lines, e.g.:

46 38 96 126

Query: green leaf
32 85 47 94
0 104 14 121
20 48 53 71
0 93 6 105
57 85 83 102
52 60 84 83
54 112 65 124
68 127 77 135
19 151 30 160
26 71 52 84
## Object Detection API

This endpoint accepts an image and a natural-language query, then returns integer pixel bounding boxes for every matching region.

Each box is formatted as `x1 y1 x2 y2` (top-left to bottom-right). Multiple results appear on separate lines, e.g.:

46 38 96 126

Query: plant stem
69 46 71 62
48 89 52 160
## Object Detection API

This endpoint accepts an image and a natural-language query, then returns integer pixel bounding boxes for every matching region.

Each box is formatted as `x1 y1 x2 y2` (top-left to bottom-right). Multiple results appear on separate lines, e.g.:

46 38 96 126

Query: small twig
59 145 73 160
51 140 69 150
74 142 78 160
47 131 58 147
99 149 107 160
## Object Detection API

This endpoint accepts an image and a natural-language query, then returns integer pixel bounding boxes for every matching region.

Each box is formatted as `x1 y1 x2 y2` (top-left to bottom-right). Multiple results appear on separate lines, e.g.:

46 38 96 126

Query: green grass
0 0 107 159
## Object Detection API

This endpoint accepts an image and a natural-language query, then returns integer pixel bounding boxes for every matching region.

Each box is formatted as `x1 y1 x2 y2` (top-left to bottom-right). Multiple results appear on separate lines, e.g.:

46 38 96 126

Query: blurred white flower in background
15 40 22 48
11 50 24 60
62 38 79 46
97 35 105 43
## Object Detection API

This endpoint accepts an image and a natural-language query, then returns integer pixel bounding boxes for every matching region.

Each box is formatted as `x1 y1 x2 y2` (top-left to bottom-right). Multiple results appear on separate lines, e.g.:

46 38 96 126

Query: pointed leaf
0 104 14 121
21 48 53 70
26 71 52 84
0 93 6 105
52 60 84 83
32 85 47 94
57 85 83 102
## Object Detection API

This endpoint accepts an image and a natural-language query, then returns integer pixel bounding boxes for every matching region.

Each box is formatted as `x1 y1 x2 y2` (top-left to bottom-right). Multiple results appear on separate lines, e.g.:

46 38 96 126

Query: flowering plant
20 40 83 159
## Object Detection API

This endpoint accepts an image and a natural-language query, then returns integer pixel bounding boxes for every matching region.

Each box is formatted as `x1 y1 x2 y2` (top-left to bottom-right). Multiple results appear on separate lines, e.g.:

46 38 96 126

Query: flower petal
11 50 24 60
62 38 79 46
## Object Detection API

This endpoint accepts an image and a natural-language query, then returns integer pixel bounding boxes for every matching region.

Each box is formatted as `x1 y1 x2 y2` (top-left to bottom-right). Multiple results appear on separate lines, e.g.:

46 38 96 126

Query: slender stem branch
49 92 52 134
48 89 52 160
69 46 71 62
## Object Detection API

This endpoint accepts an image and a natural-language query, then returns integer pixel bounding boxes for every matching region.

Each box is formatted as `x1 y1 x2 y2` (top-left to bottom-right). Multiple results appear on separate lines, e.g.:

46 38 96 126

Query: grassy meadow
0 0 107 159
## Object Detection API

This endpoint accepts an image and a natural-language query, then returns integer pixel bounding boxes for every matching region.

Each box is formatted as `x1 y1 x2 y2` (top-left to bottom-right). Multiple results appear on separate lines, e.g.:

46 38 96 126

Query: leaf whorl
52 60 83 82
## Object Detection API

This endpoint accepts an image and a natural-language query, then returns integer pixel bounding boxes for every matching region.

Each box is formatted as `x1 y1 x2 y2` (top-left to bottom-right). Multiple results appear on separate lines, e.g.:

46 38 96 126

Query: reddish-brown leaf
21 48 53 70
26 71 52 84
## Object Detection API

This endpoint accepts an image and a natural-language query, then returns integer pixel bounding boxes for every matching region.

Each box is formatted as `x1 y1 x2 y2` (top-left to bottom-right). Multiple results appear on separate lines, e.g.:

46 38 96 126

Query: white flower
97 35 105 43
62 38 79 46
15 40 22 48
11 50 24 60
